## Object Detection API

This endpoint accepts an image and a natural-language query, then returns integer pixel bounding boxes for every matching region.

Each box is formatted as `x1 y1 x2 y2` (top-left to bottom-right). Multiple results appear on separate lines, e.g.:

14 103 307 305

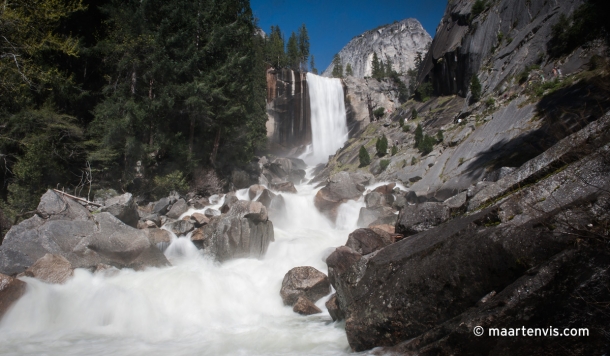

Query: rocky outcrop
200 200 274 262
266 68 311 152
345 228 394 255
328 136 610 351
0 273 26 320
280 266 331 306
323 18 431 78
395 202 451 236
0 190 170 275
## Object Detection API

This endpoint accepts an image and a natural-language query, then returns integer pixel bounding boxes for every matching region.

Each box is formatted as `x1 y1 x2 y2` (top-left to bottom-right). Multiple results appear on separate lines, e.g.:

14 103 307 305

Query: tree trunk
210 128 221 167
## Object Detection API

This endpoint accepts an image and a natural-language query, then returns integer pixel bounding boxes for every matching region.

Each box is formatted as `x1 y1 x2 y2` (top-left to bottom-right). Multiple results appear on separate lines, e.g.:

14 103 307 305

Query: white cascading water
303 73 348 165
0 74 370 356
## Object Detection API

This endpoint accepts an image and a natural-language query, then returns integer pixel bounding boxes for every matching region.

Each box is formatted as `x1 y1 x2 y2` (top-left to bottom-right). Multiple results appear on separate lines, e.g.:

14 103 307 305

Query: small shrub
458 157 465 166
359 146 371 167
471 0 487 18
411 108 418 119
153 170 188 199
373 107 385 120
485 97 495 107
402 124 411 132
399 117 405 127
391 145 398 156
436 130 444 143
380 159 390 171
411 156 417 165
376 134 388 156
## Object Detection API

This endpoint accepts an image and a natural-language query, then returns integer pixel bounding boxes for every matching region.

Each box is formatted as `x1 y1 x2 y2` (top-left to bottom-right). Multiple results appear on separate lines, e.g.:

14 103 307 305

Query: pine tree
332 54 343 78
287 32 300 70
376 134 388 156
310 55 316 73
470 75 482 103
297 24 310 70
346 63 353 76
414 123 424 147
371 52 381 79
359 146 371 167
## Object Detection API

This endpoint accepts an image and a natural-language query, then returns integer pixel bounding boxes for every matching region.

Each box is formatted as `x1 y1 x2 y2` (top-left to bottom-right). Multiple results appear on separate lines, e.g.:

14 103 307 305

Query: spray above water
303 73 348 165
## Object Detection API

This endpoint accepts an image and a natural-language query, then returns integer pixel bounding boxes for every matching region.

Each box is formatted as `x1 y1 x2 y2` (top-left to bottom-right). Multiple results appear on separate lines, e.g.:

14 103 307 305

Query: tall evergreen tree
345 63 353 76
310 55 317 74
331 54 343 78
297 24 310 70
287 32 300 70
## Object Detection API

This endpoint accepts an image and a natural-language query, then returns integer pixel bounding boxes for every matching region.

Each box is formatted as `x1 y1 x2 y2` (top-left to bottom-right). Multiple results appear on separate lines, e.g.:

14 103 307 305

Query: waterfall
304 73 348 165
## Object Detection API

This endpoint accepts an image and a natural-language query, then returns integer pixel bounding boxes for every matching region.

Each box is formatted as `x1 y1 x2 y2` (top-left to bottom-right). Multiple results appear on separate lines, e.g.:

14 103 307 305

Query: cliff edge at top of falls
322 18 432 78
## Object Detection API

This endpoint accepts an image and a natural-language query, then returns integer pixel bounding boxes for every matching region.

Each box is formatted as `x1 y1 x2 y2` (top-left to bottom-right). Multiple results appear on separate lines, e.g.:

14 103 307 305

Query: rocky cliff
266 68 311 153
323 19 432 78
418 0 586 97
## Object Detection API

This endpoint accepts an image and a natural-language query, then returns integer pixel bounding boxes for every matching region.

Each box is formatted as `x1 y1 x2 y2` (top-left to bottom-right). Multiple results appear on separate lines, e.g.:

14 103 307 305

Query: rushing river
0 74 377 355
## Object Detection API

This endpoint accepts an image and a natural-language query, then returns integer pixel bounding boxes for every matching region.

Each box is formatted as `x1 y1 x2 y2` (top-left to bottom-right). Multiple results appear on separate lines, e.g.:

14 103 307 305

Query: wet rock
22 254 73 284
293 296 322 315
373 183 396 195
364 192 387 208
326 293 345 321
248 185 266 200
270 181 298 194
272 158 293 174
314 172 366 222
165 220 195 236
201 201 274 262
288 169 306 185
143 213 161 227
392 194 407 210
0 190 170 275
280 266 331 306
191 213 209 227
220 193 239 213
268 162 288 178
152 197 171 215
395 202 451 237
368 224 395 234
144 228 172 245
166 198 188 219
204 208 221 218
356 206 397 228
345 228 394 255
99 193 140 228
256 189 277 208
191 197 209 210
0 273 26 320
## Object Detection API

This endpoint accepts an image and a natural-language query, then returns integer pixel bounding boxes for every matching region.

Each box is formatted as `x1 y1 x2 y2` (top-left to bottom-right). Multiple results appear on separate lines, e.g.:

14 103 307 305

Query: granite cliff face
323 19 432 78
266 68 311 153
419 0 586 97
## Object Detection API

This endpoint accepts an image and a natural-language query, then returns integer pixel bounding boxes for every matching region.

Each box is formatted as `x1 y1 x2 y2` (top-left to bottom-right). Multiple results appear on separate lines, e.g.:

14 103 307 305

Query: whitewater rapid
0 172 372 356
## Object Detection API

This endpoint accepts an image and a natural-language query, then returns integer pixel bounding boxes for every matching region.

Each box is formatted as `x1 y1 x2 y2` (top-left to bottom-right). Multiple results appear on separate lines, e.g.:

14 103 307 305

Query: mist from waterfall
303 73 348 165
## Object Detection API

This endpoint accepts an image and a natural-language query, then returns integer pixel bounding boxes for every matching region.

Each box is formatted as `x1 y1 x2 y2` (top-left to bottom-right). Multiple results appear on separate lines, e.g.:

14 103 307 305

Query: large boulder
314 172 367 222
0 190 170 275
166 198 188 219
256 190 286 221
22 253 73 284
152 197 171 215
395 202 451 237
325 293 345 321
345 228 395 255
248 184 266 200
100 193 139 228
270 181 298 194
165 220 195 236
0 273 26 320
364 192 387 208
200 200 274 262
356 206 397 228
280 266 331 306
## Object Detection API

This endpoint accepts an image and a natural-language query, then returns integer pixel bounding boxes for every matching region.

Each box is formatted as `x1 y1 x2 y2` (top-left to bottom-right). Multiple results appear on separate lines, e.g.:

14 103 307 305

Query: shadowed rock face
0 273 26 320
328 137 610 352
418 0 587 97
0 190 170 275
266 68 311 152
323 18 431 78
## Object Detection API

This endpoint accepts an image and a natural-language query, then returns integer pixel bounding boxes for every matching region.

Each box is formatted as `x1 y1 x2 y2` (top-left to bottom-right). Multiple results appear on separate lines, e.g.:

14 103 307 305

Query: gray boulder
395 202 451 237
100 193 139 228
364 192 387 208
280 266 331 306
22 254 73 284
166 198 188 219
165 220 195 236
345 228 395 255
270 181 298 194
0 190 170 275
201 200 274 262
356 206 397 228
314 172 367 222
152 197 171 215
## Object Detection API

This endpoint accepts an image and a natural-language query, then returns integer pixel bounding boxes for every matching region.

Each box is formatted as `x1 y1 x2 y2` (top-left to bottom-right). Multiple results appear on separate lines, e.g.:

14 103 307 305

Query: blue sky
250 0 447 72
